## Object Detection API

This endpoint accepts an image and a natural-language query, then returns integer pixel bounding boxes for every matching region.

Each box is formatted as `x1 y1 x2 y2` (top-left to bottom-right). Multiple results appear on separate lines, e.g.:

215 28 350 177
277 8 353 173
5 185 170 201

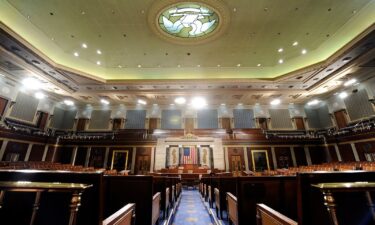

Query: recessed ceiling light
34 92 45 99
221 103 226 106
63 100 74 106
307 99 320 106
292 41 298 46
270 99 281 105
338 92 348 99
301 49 307 54
174 97 186 105
191 97 207 109
344 79 356 86
278 48 283 53
137 99 147 105
73 52 79 57
237 64 241 67
177 65 181 68
96 61 101 65
278 59 284 64
217 64 221 67
257 64 261 67
170 103 175 106
118 65 122 68
233 8 237 12
138 64 142 68
96 50 102 55
100 99 110 105
238 103 243 106
197 65 201 67
22 77 42 90
82 43 87 48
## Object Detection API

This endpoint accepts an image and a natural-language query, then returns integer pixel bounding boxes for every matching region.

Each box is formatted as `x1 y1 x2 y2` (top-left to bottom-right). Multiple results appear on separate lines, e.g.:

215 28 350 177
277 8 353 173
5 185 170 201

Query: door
258 118 268 130
221 117 231 129
149 118 158 131
136 155 150 175
0 97 8 119
76 118 87 131
334 110 348 129
112 118 123 130
185 118 194 133
294 117 305 130
230 155 242 175
37 111 49 130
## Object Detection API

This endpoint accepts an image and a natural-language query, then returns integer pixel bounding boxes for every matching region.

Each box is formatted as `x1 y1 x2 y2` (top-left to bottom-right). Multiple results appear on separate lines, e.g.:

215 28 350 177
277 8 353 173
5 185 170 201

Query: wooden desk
312 182 375 225
0 181 92 225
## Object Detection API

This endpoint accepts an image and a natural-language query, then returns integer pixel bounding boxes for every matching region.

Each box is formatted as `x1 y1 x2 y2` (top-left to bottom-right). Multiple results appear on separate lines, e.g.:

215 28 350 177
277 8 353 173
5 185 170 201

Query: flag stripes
183 146 197 164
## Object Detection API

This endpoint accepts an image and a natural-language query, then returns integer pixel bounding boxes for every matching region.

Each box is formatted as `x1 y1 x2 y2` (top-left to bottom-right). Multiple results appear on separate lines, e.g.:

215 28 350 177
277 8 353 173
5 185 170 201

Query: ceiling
0 0 374 107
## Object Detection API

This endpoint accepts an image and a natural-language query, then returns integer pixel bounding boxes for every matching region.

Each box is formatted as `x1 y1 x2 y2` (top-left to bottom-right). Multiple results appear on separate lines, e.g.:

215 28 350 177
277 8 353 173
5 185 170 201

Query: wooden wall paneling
274 147 292 168
221 117 231 129
294 117 305 130
328 145 339 162
338 144 356 162
148 118 158 130
135 147 152 174
54 147 73 164
185 118 194 133
355 141 375 161
0 97 8 118
308 146 327 164
28 144 45 161
3 141 29 161
76 118 88 131
89 147 106 168
294 147 307 166
334 109 348 129
75 147 88 166
45 146 55 162
247 147 273 171
227 147 245 172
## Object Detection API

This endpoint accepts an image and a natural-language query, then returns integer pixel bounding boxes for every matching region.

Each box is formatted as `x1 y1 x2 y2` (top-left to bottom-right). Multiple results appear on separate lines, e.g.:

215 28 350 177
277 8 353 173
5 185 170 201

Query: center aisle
172 189 214 225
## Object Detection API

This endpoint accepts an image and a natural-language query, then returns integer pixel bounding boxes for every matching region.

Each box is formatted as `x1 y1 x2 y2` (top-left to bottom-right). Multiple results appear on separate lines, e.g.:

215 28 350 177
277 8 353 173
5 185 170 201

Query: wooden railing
256 204 297 225
103 203 135 225
152 192 161 225
227 192 238 225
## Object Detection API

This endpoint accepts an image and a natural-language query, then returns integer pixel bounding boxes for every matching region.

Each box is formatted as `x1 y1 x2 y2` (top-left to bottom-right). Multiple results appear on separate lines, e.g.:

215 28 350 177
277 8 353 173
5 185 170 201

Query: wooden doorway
136 155 150 175
149 118 158 131
231 155 242 176
221 117 231 129
258 118 268 130
76 118 87 131
294 117 305 130
334 109 348 129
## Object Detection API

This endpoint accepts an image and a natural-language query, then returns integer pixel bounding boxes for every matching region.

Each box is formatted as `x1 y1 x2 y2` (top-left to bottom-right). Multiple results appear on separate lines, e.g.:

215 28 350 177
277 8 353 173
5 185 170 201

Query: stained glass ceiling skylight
158 3 219 38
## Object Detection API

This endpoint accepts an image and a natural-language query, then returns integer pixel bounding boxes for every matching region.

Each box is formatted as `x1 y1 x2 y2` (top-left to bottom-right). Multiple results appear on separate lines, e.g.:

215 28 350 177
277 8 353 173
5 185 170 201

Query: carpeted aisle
172 189 214 225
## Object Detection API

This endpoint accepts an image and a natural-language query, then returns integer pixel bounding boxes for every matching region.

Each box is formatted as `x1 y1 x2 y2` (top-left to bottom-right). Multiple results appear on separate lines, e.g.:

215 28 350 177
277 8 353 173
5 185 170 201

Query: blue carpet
172 189 214 225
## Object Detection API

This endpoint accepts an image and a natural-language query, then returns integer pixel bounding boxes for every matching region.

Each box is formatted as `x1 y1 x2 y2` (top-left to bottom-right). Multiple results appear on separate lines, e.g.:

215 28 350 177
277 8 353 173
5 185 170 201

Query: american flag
183 146 197 164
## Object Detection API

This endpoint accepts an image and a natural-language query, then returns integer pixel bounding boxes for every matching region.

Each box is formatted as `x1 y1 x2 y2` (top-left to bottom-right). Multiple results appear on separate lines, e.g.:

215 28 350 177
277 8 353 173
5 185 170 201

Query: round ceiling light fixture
149 0 230 45
159 3 219 38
